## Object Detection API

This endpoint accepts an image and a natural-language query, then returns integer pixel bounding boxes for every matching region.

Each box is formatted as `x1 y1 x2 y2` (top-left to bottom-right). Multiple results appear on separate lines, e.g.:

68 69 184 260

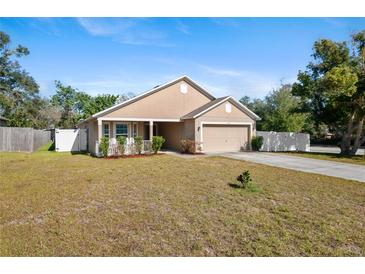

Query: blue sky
1 17 364 99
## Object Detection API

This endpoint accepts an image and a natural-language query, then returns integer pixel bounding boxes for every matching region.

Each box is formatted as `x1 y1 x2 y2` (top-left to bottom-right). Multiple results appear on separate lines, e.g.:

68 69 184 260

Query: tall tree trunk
350 116 364 155
340 110 356 155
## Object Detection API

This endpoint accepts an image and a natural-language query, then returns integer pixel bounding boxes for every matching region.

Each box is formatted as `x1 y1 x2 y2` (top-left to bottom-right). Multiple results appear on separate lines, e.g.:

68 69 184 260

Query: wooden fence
0 127 51 152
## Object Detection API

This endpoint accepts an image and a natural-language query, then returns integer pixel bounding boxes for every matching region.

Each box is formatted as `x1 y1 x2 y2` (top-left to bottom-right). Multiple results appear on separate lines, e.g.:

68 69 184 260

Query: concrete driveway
224 152 365 183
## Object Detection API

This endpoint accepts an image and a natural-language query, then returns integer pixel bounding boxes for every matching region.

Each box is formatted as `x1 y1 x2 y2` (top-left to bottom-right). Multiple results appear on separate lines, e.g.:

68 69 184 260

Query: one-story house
78 76 260 155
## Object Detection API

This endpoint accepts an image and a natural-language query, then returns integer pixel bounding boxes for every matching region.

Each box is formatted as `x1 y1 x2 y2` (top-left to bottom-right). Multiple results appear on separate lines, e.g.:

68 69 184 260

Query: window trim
132 122 138 138
114 122 129 138
102 123 110 138
225 102 232 113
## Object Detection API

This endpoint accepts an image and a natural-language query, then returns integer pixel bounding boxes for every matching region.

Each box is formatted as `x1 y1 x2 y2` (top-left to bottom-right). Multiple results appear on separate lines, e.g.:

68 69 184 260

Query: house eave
82 75 216 122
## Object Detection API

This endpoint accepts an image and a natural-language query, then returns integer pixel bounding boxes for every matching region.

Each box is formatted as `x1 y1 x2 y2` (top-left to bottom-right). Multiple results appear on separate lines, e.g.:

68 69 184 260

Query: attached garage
202 124 250 152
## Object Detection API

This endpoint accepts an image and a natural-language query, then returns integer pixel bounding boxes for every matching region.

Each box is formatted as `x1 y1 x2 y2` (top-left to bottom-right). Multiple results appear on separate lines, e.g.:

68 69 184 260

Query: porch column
96 118 102 156
149 120 154 141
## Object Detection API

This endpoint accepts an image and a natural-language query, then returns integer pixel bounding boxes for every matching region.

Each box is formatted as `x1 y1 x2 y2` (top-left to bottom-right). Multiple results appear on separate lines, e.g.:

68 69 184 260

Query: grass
36 141 55 152
0 151 364 256
279 151 365 166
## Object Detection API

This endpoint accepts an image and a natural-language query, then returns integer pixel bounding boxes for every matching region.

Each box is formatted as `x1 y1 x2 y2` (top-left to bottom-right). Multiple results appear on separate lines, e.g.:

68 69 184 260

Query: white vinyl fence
257 131 310 152
0 127 51 152
55 129 88 152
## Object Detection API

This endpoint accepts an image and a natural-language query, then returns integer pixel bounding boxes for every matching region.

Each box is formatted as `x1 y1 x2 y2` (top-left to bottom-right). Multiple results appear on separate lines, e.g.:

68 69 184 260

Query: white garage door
202 124 249 152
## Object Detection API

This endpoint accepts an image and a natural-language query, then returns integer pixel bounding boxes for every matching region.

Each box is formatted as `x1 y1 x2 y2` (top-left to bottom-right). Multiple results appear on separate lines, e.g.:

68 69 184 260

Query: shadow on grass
228 182 262 193
70 151 89 156
48 142 55 151
36 141 55 152
228 183 241 189
286 151 364 159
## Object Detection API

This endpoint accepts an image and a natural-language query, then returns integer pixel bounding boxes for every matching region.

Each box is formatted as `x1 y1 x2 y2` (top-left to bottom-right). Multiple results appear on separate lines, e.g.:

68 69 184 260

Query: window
116 123 128 138
180 83 188 94
103 124 109 138
225 102 232 113
133 123 138 138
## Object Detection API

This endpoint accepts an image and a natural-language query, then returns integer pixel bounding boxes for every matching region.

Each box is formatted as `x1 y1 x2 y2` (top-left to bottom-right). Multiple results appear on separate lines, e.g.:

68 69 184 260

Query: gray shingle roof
181 96 230 119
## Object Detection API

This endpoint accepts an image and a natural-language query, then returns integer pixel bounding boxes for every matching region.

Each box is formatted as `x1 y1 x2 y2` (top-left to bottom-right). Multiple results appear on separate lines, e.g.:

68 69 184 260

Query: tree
51 81 79 128
292 31 365 155
35 99 62 129
0 31 134 129
51 81 130 128
82 94 120 119
0 31 43 128
262 84 309 132
240 84 309 132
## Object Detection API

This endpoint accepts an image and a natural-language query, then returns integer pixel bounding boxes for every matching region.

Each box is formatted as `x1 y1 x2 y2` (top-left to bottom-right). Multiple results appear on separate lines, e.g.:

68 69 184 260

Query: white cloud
15 18 64 36
69 73 168 97
69 79 138 96
176 20 190 35
199 65 242 77
210 18 241 27
76 18 173 47
76 18 136 36
197 64 283 99
321 18 347 28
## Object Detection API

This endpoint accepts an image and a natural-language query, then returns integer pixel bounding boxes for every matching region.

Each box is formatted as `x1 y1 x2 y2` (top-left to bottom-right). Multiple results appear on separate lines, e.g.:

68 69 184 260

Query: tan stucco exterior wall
183 119 195 140
158 122 183 150
103 81 211 119
194 101 256 144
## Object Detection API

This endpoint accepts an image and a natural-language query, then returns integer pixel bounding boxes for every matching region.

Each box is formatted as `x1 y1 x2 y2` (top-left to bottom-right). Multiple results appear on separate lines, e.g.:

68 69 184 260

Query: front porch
94 118 181 156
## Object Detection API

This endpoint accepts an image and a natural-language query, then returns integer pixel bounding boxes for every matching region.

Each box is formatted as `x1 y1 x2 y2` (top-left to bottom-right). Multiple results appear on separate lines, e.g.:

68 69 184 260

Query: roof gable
90 76 215 120
181 96 230 119
182 96 261 121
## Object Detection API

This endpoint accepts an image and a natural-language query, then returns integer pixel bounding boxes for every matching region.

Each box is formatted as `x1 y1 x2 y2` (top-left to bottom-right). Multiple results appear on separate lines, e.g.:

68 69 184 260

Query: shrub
99 137 109 157
179 139 199 154
152 136 165 154
236 170 252 188
186 140 196 154
134 136 143 154
251 136 264 151
117 136 127 155
179 139 188 153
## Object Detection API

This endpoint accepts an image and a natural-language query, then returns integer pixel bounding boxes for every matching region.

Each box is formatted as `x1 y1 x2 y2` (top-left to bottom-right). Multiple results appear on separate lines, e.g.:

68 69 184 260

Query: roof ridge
181 96 261 120
181 96 230 119
77 75 216 125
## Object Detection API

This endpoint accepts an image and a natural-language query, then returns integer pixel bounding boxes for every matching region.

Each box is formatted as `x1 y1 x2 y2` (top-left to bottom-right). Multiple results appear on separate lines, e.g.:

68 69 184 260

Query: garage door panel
203 124 249 152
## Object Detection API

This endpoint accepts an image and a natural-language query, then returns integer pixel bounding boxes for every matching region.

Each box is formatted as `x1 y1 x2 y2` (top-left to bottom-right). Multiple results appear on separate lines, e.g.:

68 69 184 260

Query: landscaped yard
280 151 365 166
0 151 364 256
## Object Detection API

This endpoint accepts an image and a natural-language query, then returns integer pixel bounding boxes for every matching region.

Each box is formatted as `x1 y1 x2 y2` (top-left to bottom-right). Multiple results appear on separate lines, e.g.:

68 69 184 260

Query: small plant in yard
236 170 252 189
99 137 109 157
251 136 263 151
134 136 143 154
117 136 127 155
152 136 165 154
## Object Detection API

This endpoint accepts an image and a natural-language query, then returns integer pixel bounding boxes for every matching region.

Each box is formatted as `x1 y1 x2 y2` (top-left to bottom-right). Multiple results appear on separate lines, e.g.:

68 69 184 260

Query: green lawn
0 151 364 256
279 151 365 166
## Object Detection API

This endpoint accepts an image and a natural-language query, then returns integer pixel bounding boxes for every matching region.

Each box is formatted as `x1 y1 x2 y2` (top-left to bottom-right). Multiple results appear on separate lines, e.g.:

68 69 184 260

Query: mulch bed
104 153 165 159
180 152 205 155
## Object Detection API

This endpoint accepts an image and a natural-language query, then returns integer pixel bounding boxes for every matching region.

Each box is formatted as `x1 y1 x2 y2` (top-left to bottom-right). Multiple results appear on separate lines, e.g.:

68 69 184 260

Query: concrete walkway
224 152 365 183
